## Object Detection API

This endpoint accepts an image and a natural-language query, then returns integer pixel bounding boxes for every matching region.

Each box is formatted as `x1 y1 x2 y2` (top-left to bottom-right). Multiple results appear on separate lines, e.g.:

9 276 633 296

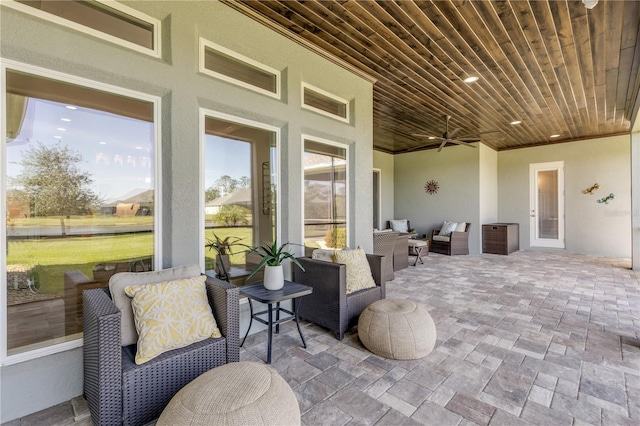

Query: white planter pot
263 265 284 290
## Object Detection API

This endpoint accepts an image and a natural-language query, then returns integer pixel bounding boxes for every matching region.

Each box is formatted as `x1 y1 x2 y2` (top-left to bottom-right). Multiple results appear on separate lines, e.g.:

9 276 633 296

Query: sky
6 97 251 202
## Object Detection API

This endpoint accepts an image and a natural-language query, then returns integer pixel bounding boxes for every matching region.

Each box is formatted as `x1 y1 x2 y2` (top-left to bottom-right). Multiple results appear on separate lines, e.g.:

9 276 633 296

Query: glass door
530 161 565 248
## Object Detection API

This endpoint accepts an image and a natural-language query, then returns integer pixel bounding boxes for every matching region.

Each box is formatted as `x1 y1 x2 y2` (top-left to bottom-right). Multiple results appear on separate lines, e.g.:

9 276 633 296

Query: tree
10 142 101 235
214 175 238 196
213 205 250 226
238 176 251 188
205 186 221 203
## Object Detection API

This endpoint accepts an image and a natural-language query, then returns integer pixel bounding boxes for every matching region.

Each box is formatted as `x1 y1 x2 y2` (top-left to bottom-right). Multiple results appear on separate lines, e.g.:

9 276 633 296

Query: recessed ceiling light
428 136 436 140
54 136 62 139
510 120 522 125
61 118 71 122
550 134 560 138
463 76 479 83
99 141 107 145
136 146 142 150
57 127 66 131
65 105 77 110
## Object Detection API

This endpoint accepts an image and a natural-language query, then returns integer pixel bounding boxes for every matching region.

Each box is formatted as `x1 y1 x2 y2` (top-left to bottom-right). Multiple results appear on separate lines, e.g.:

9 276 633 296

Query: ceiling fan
409 115 502 152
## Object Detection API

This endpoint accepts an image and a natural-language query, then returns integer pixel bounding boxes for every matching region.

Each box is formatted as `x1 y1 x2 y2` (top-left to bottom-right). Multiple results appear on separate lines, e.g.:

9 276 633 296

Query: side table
408 238 429 266
240 281 312 364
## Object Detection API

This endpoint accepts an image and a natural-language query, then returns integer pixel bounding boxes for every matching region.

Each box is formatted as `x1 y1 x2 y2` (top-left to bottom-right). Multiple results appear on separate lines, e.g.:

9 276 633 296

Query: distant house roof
206 187 252 208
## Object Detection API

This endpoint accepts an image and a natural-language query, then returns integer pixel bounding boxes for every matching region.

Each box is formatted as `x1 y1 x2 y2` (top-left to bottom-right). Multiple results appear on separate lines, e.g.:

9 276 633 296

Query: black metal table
240 281 312 364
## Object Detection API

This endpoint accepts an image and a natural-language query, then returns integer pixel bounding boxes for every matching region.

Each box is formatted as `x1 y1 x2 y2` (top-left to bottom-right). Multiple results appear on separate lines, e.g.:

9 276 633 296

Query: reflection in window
203 116 276 285
4 69 155 355
537 170 559 239
304 140 347 252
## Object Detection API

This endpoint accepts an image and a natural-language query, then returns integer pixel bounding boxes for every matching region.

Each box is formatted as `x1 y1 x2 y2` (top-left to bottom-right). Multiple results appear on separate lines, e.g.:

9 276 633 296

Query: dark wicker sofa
83 274 239 426
431 222 471 255
293 254 385 340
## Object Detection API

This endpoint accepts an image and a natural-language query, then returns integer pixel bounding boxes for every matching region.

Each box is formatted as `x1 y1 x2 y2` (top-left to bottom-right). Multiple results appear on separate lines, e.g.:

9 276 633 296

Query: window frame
0 58 162 366
301 134 350 248
301 82 350 124
1 0 162 58
198 108 282 273
199 38 281 100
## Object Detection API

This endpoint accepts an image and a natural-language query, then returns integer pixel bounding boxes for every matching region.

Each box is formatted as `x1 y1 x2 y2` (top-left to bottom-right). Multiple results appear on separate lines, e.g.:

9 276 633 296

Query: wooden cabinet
483 223 519 255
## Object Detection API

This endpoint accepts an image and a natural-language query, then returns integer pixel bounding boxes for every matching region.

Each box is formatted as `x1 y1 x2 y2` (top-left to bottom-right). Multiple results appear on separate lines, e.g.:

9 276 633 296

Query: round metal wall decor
425 180 439 195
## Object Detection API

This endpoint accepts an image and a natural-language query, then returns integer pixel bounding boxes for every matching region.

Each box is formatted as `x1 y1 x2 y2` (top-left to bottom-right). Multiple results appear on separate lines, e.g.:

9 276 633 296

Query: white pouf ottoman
157 361 300 426
358 298 436 360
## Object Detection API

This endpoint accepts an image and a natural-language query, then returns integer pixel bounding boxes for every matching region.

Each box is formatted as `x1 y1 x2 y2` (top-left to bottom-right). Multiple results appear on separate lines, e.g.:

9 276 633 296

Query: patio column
632 129 640 271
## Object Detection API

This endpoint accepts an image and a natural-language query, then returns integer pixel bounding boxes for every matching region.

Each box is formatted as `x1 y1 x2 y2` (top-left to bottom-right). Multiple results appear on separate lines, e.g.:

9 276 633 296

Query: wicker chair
83 272 239 426
431 222 471 255
293 254 385 340
373 231 399 282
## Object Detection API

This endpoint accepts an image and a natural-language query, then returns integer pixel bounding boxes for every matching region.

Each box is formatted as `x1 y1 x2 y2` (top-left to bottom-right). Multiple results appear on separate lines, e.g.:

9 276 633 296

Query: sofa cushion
125 275 221 364
389 219 409 233
109 264 202 346
311 249 338 263
439 221 457 236
335 247 376 294
455 222 467 232
433 235 451 242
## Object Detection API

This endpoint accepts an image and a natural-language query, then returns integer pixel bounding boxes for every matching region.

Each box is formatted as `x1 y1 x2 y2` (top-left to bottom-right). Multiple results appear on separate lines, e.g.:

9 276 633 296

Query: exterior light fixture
510 120 521 125
463 76 479 83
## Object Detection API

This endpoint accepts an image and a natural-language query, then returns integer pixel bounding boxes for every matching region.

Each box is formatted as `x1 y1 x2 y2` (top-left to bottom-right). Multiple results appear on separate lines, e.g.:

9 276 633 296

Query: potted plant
247 240 305 290
205 234 249 280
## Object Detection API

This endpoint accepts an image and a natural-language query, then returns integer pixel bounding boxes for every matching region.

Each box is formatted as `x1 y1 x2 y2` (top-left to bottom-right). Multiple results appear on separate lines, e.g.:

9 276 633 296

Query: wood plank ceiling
223 0 640 154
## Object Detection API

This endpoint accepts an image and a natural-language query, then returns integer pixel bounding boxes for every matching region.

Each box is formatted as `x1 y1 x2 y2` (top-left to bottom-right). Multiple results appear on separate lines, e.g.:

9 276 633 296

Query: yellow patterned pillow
334 247 377 294
124 275 221 364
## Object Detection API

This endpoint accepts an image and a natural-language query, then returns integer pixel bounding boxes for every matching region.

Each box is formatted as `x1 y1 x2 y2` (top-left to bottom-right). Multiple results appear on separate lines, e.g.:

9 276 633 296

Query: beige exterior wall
498 135 631 257
0 1 373 421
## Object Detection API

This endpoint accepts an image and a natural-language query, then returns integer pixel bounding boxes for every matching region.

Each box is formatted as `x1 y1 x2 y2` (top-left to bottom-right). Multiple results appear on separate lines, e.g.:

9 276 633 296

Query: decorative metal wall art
424 180 439 195
597 193 616 204
581 183 600 195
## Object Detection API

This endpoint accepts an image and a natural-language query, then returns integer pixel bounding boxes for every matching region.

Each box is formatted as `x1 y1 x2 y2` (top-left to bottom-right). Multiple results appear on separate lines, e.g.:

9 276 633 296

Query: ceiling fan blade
437 140 447 152
448 127 462 138
404 141 440 152
447 139 477 148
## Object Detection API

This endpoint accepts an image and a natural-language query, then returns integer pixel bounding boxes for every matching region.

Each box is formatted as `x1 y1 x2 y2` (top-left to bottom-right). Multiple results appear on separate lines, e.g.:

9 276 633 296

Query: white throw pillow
439 221 457 236
389 219 408 233
109 264 202 346
312 249 338 263
455 222 467 232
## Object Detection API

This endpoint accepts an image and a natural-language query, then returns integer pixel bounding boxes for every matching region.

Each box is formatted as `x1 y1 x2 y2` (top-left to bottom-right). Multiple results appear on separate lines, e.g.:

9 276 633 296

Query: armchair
373 230 399 282
293 254 385 340
83 265 239 426
431 222 471 255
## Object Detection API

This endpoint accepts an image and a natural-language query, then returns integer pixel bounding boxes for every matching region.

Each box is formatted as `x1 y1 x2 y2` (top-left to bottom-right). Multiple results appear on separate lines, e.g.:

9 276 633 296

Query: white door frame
530 161 565 248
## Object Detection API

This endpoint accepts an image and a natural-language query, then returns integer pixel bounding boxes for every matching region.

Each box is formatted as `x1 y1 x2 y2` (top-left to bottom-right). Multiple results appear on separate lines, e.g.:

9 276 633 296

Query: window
302 83 349 123
4 0 161 57
3 63 159 358
200 39 281 99
202 113 278 285
303 139 347 251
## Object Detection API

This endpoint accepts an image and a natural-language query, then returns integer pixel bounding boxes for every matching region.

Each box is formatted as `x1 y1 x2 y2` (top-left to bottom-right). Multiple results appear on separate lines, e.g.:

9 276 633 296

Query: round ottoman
358 299 436 360
157 362 300 426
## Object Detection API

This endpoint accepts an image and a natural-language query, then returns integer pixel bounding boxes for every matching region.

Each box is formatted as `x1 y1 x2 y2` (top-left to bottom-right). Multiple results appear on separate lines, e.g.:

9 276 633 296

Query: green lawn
7 222 253 294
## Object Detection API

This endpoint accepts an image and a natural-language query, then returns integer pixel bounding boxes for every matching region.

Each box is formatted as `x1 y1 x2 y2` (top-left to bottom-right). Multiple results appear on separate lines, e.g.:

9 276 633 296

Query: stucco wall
498 135 631 257
0 1 373 421
373 150 395 229
393 144 482 253
479 144 498 243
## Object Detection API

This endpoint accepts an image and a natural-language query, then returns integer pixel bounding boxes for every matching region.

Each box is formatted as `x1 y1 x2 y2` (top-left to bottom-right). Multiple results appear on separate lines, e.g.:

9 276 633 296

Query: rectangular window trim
301 134 350 248
2 0 161 58
301 82 350 124
0 58 162 365
199 38 281 100
198 108 283 272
